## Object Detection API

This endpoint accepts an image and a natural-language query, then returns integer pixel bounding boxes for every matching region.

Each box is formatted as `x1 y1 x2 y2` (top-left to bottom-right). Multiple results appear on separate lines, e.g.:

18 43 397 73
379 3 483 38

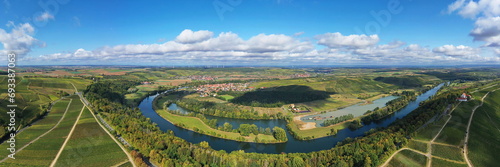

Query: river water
139 83 443 153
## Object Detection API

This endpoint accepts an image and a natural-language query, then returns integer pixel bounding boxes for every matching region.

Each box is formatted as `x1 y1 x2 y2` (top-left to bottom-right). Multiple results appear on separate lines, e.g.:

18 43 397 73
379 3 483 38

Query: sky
1 0 500 66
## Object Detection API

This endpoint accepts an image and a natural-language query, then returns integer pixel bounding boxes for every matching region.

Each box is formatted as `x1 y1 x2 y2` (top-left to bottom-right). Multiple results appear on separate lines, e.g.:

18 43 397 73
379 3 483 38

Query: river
139 83 443 153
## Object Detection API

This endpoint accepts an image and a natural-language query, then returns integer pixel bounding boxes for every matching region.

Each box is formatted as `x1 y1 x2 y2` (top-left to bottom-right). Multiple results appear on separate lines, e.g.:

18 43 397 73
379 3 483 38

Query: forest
229 85 331 108
82 79 462 167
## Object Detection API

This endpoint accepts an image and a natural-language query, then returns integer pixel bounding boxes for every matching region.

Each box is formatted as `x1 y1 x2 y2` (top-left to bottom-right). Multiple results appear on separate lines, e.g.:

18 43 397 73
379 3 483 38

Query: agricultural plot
0 95 83 167
468 90 500 167
387 150 427 167
414 115 450 141
406 140 428 153
431 144 464 162
431 157 467 167
435 101 479 146
0 99 71 159
55 107 128 167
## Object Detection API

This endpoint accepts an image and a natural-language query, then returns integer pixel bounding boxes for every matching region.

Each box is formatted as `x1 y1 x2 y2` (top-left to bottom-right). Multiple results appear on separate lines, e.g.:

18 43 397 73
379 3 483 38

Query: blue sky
1 0 499 66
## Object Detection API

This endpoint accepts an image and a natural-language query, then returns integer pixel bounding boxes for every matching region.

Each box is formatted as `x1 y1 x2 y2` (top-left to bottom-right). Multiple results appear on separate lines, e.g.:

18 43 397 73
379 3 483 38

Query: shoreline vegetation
156 108 285 143
286 87 430 140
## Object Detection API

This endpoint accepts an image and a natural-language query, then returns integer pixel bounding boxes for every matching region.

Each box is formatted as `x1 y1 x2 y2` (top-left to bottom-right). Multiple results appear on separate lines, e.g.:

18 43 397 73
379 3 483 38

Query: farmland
55 107 128 167
0 95 83 166
468 89 500 167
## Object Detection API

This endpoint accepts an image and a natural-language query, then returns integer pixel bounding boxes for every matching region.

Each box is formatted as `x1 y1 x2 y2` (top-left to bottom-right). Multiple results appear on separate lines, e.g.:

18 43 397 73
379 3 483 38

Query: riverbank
156 109 284 144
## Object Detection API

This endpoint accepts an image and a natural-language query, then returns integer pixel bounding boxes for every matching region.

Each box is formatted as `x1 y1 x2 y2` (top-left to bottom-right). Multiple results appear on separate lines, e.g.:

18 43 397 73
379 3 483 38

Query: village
195 83 253 97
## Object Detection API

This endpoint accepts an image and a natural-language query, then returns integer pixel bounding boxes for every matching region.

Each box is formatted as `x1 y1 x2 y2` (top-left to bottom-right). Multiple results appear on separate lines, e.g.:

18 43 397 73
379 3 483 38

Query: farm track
0 99 73 163
49 105 86 167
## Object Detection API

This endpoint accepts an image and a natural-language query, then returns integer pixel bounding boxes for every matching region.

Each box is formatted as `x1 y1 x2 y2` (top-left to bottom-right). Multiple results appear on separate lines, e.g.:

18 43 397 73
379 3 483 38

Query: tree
273 127 287 141
223 122 233 132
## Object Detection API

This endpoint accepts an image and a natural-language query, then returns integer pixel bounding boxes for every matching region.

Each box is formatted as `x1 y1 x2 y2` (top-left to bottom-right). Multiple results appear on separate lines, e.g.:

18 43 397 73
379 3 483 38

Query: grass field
407 140 428 153
55 107 128 167
219 95 235 101
157 109 279 143
288 118 350 139
431 144 464 162
388 150 427 167
431 157 467 167
468 89 500 167
0 95 83 167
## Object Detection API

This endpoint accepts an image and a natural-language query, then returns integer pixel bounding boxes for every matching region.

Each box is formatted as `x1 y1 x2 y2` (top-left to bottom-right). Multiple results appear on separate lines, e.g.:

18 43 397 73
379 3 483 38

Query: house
457 93 471 102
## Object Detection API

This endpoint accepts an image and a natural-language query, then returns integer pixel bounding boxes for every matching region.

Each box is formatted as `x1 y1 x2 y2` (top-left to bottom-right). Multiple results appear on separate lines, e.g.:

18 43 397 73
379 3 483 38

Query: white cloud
432 45 480 57
470 16 500 46
36 12 55 21
175 29 213 43
28 29 499 65
447 0 500 19
315 32 379 48
0 22 42 56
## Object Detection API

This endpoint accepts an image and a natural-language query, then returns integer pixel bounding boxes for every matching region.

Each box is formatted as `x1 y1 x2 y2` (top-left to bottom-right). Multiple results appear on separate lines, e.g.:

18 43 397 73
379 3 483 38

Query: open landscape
2 0 500 166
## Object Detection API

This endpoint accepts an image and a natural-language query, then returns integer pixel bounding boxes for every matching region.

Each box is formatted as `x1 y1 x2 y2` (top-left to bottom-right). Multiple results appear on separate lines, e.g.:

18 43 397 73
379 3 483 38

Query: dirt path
111 159 130 167
0 99 73 163
463 88 499 167
49 105 86 167
70 83 136 167
381 101 462 167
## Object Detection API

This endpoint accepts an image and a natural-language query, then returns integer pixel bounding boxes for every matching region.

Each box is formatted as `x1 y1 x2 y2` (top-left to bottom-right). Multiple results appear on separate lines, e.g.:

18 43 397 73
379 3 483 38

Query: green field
431 144 464 162
468 89 500 167
0 95 83 167
55 107 128 167
219 95 235 101
388 150 427 167
157 109 279 143
0 99 71 158
431 157 468 167
414 114 451 141
407 140 428 153
435 101 480 146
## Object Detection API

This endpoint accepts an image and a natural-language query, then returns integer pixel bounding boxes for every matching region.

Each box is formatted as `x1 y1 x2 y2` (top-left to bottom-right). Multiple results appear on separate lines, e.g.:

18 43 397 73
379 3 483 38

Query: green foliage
272 127 287 142
323 114 354 126
374 76 425 88
230 85 331 107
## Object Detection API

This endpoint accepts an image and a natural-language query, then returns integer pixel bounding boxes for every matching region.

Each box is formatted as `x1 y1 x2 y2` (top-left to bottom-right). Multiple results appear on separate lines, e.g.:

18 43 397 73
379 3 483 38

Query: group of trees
175 98 282 119
83 79 466 167
230 85 330 108
361 91 417 123
322 114 355 127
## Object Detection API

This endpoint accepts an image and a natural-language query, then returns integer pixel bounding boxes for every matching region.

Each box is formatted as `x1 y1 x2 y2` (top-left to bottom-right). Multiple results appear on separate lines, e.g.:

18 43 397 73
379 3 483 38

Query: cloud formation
432 45 480 57
35 12 55 21
316 32 379 48
0 22 42 56
175 29 214 43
